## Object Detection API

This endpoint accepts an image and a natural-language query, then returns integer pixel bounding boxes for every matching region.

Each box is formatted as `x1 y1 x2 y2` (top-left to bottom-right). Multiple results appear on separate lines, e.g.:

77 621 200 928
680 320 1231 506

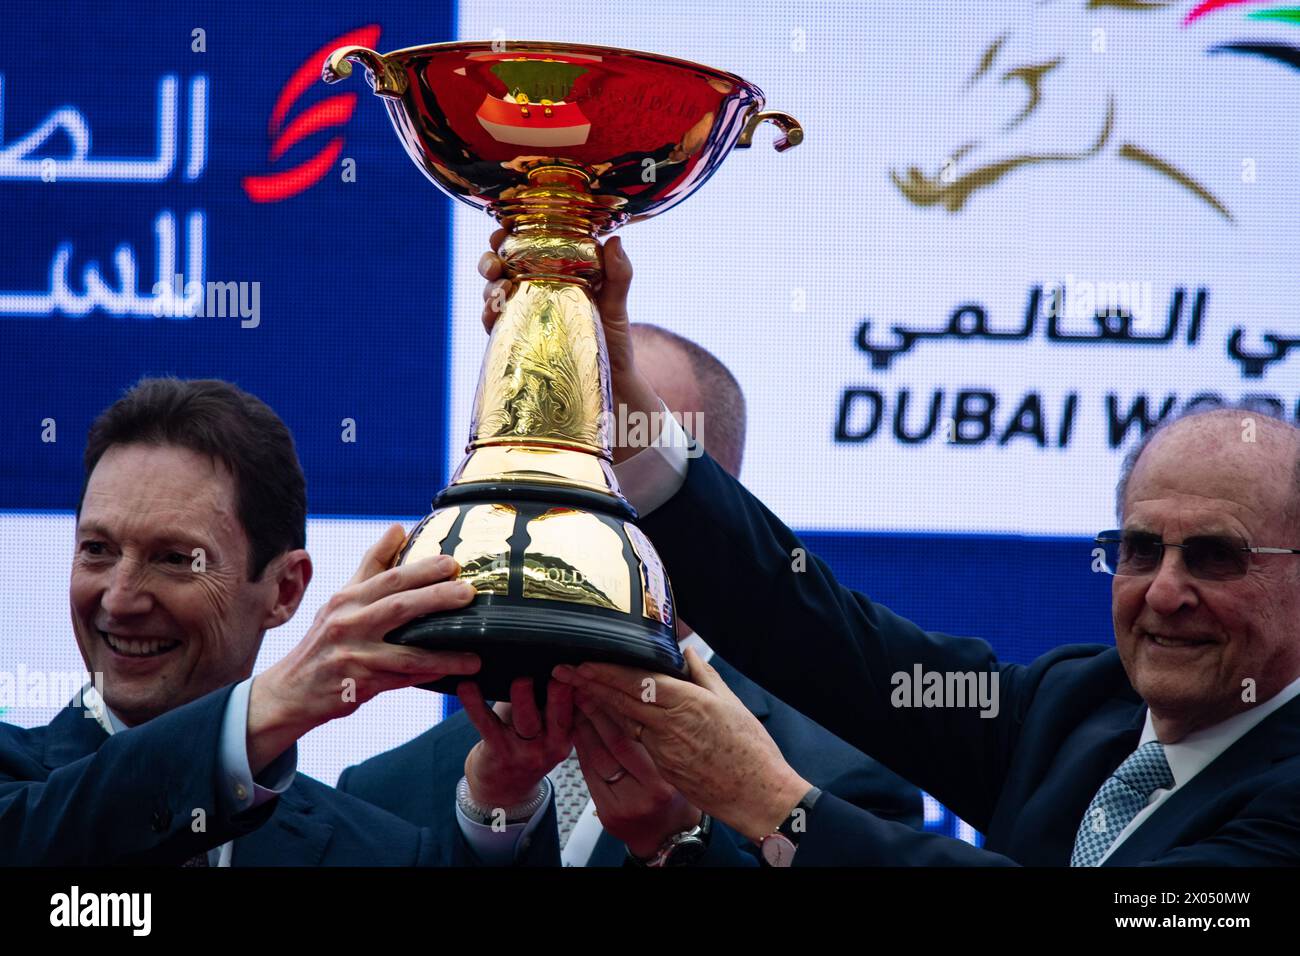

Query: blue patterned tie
551 750 590 850
1070 740 1174 866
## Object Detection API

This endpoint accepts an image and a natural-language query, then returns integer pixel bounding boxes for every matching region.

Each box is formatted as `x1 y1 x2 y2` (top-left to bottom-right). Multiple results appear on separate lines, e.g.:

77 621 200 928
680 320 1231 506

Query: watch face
666 836 708 867
761 834 796 867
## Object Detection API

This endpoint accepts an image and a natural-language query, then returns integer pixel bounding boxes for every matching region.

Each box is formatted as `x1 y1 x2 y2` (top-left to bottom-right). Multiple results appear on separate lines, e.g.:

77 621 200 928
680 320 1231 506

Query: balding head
1110 404 1300 741
631 324 746 477
1117 406 1300 533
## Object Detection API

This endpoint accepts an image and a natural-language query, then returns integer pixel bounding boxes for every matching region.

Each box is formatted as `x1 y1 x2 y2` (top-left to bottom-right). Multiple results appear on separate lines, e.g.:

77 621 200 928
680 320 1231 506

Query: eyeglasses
1093 530 1300 581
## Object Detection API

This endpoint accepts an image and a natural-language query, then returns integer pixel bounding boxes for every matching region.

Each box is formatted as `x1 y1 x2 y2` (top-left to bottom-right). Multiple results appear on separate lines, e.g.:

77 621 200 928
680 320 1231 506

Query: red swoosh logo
243 24 380 202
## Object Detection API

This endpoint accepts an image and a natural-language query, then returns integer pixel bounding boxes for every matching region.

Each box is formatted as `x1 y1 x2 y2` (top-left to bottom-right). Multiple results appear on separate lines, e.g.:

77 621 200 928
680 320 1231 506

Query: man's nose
1143 547 1199 616
100 560 153 618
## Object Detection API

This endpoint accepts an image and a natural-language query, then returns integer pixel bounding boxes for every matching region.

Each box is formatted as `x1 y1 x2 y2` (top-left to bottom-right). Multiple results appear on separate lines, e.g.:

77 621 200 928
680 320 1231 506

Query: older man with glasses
549 240 1300 866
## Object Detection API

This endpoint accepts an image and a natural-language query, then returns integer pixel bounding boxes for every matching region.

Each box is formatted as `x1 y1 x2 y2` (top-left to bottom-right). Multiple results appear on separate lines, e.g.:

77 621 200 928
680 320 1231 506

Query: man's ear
260 549 312 630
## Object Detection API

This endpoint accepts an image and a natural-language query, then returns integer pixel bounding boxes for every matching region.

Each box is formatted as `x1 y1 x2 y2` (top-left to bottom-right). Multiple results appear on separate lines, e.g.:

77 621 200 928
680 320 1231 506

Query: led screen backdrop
2 2 1297 843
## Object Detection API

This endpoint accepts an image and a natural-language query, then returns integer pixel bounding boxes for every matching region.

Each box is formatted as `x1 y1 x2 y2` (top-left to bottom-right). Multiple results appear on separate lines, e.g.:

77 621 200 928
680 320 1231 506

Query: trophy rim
374 38 767 103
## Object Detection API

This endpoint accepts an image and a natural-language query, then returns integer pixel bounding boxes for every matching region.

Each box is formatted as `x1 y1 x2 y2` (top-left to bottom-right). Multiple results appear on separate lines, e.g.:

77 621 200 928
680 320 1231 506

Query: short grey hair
1115 402 1300 527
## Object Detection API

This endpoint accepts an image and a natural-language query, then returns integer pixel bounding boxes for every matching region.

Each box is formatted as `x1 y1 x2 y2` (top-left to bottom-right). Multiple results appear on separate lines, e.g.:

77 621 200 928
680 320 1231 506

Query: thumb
683 646 732 699
596 236 632 331
347 523 407 586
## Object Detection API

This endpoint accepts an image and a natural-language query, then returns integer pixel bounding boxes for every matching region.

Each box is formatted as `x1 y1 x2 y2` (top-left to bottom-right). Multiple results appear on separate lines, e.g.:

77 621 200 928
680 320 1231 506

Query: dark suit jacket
337 653 923 866
0 683 559 866
634 450 1300 866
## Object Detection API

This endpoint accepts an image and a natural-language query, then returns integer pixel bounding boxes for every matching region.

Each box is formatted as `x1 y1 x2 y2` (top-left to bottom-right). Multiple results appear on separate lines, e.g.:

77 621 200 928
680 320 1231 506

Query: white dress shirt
1097 672 1300 863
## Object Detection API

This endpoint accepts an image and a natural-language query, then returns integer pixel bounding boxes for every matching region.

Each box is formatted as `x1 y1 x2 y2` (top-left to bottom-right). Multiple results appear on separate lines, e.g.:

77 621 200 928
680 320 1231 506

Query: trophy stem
385 165 680 699
449 165 623 500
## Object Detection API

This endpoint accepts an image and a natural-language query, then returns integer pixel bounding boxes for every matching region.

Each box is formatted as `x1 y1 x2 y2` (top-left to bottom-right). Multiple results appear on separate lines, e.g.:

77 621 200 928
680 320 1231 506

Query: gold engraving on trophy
454 504 517 594
625 523 673 626
523 509 630 612
397 506 461 565
473 280 606 451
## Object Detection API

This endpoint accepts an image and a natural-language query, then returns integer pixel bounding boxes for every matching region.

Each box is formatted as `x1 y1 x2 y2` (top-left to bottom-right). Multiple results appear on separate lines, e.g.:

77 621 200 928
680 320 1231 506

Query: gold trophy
323 40 801 697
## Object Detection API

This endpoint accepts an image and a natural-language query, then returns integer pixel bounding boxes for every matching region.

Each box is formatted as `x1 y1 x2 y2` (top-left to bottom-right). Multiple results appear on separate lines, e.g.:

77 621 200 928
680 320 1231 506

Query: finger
571 679 661 732
543 679 576 752
359 656 481 697
360 577 477 633
596 236 632 329
477 250 505 280
352 554 462 607
572 715 624 784
584 705 659 786
346 524 407 587
489 227 507 252
573 661 690 710
508 677 543 741
556 660 651 694
458 681 511 749
481 279 513 333
347 645 481 679
481 276 512 302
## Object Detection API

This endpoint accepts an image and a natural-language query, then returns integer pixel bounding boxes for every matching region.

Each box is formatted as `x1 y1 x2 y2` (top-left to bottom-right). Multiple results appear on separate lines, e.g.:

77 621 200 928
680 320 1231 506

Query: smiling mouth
100 630 181 658
1145 633 1215 650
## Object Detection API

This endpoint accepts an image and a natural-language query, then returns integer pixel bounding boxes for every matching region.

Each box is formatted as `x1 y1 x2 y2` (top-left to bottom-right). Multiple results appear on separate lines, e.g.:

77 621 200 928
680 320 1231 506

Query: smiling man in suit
338 269 924 866
0 377 558 866
552 239 1300 866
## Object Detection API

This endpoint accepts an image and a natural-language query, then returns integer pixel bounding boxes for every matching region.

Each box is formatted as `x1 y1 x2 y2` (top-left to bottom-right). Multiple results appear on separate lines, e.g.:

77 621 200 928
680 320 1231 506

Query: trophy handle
322 45 408 97
736 110 804 152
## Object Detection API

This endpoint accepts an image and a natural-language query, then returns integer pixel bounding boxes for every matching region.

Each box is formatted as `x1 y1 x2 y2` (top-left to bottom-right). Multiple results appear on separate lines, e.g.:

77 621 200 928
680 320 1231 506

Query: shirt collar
1138 671 1300 787
80 682 125 736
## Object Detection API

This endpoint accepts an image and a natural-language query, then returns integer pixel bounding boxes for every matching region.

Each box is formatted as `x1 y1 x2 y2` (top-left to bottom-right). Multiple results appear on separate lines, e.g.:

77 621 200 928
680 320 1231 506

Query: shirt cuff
455 777 553 866
614 401 691 517
219 677 297 814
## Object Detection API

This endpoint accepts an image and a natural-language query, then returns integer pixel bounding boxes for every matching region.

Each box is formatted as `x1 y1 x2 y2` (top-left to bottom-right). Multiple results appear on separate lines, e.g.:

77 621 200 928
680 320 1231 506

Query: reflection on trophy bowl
324 40 801 699
322 39 802 227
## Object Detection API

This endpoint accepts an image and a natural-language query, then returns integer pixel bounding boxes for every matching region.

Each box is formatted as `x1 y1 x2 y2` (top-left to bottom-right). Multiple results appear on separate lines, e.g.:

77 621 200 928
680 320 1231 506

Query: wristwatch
759 786 822 867
626 814 713 867
456 776 549 826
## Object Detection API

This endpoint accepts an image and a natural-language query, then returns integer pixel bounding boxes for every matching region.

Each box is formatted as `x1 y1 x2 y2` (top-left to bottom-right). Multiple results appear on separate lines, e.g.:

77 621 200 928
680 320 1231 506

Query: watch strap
456 775 550 826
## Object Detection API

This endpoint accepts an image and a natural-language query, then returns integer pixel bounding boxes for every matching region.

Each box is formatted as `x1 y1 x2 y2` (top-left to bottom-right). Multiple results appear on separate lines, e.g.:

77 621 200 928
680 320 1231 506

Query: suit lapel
232 783 333 866
39 699 336 866
1103 696 1300 865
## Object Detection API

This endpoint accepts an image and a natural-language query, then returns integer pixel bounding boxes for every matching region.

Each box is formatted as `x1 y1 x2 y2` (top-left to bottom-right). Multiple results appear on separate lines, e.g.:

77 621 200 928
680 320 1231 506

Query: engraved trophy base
385 479 684 701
